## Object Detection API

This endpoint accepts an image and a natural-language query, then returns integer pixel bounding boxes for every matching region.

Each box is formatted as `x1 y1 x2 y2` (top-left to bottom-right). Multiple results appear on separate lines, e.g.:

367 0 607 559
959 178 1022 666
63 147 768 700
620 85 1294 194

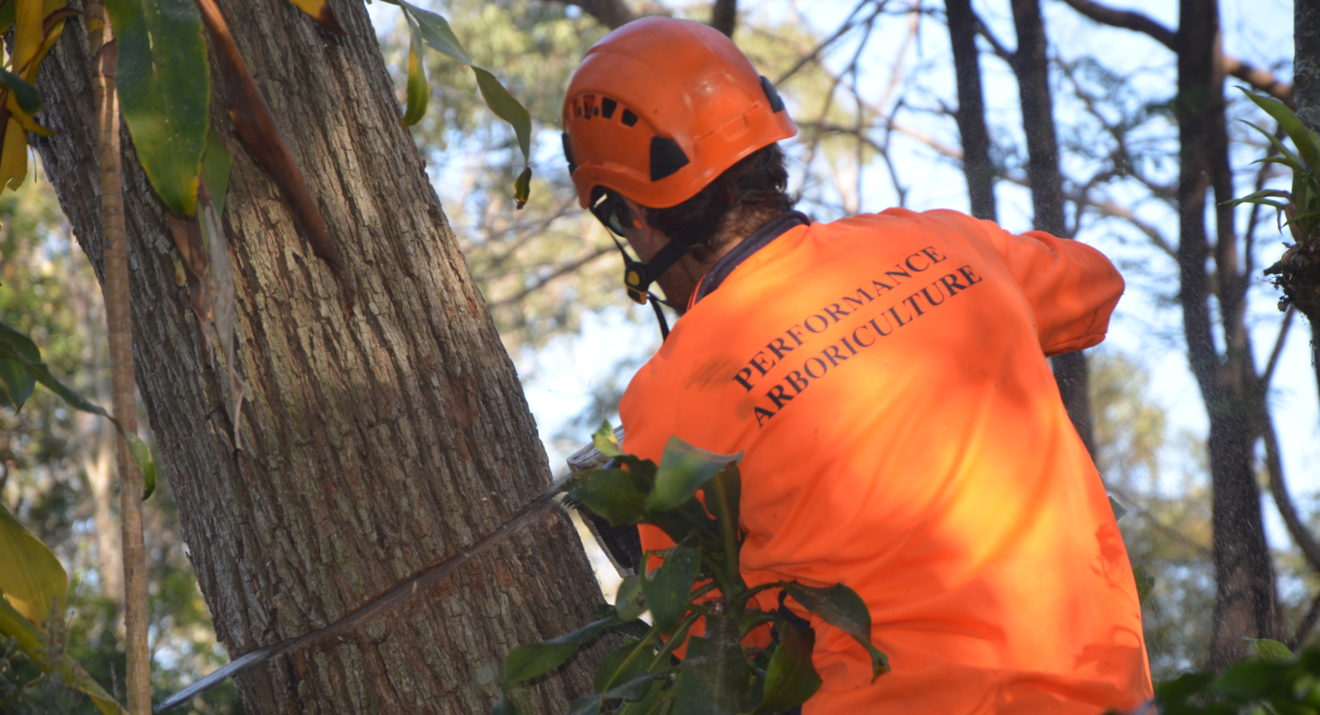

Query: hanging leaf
0 501 68 626
0 321 158 499
783 582 888 680
0 117 27 190
641 544 700 633
400 23 428 126
106 0 209 216
391 0 534 205
279 0 344 35
646 437 740 514
397 2 471 64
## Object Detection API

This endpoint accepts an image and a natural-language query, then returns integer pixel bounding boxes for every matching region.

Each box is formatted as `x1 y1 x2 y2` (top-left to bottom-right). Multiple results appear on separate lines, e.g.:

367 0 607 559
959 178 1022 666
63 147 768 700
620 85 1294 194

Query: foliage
496 425 886 714
1228 89 1320 322
0 502 124 713
1147 639 1320 714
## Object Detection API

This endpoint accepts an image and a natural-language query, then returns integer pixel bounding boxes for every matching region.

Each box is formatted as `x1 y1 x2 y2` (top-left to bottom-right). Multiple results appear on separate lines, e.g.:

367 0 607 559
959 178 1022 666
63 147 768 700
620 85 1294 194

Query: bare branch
1059 0 1293 104
1261 307 1296 392
1261 407 1320 573
1291 591 1320 649
547 0 637 30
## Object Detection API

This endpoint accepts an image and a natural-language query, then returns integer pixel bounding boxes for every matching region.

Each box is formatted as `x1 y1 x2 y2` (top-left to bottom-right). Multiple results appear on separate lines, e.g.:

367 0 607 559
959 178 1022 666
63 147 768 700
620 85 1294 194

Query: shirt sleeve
931 210 1125 356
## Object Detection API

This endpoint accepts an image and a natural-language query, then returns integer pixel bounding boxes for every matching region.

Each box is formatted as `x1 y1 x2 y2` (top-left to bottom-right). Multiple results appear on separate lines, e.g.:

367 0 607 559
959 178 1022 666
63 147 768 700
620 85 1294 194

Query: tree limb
547 0 637 30
1060 0 1292 103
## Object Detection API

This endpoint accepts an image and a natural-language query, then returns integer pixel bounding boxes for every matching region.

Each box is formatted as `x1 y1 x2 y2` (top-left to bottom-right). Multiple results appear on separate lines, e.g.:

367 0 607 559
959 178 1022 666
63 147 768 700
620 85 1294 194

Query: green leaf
592 422 622 458
472 66 531 160
670 613 756 715
642 545 700 633
569 468 648 527
646 437 740 514
0 68 41 114
1241 89 1320 170
127 432 158 500
615 574 647 622
106 0 209 216
513 165 532 209
0 355 35 409
756 621 822 713
401 23 428 126
1132 564 1155 605
594 640 659 700
784 582 888 680
1251 638 1295 664
504 616 615 684
201 127 233 219
0 501 68 627
401 2 471 64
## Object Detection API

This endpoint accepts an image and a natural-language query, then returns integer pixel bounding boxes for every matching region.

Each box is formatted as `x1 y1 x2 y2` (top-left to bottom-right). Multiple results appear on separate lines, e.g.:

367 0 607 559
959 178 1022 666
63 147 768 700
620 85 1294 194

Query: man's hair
645 143 794 261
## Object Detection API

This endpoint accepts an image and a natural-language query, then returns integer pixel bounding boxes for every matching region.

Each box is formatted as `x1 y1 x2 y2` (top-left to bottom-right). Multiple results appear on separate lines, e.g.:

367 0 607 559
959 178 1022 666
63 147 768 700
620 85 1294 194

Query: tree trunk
1009 0 1097 456
945 0 996 222
35 0 603 711
1294 0 1320 405
1176 0 1280 668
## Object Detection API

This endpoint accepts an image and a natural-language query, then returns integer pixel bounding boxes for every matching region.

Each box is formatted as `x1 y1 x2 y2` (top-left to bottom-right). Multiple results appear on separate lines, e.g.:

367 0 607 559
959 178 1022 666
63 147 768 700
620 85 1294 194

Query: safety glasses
589 189 633 236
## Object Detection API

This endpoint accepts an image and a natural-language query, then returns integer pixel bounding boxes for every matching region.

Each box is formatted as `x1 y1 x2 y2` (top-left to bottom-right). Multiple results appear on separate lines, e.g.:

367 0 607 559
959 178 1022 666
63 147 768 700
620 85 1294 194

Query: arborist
561 16 1153 713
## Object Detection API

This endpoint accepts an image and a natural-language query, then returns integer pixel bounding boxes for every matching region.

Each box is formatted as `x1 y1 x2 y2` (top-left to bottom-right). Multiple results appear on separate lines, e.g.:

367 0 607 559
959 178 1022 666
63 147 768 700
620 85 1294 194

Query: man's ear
622 197 669 256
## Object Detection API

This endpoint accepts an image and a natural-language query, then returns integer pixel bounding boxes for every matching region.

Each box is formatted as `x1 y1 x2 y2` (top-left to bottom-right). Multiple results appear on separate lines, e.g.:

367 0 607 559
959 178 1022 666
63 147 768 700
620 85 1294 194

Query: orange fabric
621 208 1152 713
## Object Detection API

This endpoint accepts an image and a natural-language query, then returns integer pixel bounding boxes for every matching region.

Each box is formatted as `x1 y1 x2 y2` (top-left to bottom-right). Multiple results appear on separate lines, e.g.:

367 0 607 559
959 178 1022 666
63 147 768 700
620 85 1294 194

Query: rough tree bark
1175 0 1280 668
1293 0 1320 401
35 0 603 711
1009 0 1097 456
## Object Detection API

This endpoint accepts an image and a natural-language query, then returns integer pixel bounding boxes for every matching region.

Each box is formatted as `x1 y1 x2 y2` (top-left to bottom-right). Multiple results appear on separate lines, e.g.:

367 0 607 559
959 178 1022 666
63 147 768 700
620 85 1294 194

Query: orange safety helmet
562 16 797 210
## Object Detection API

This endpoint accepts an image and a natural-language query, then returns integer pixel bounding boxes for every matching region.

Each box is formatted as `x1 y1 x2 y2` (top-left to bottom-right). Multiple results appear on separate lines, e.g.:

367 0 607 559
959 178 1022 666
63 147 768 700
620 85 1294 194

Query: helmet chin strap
609 233 689 340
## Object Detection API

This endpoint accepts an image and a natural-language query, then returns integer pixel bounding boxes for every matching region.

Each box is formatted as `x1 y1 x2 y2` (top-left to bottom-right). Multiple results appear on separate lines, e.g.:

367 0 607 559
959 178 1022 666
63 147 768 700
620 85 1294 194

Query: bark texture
1294 0 1320 401
1009 0 1096 456
1175 0 1280 668
35 0 603 711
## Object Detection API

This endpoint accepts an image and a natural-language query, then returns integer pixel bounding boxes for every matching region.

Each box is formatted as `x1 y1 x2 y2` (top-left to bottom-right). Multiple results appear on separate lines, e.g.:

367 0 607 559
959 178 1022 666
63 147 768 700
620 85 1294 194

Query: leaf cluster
1148 639 1320 715
495 425 887 715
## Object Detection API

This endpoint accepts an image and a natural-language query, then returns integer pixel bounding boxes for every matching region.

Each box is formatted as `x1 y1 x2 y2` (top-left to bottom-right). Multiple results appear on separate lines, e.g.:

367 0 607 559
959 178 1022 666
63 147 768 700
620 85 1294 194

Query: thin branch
1261 306 1296 392
547 0 637 30
492 246 614 309
87 1 149 711
1260 408 1320 573
771 0 877 85
1290 591 1320 650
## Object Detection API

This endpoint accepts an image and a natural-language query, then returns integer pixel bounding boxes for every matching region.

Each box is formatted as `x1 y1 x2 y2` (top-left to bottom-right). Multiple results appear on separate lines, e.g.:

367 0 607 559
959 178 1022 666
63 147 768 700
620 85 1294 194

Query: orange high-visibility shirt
620 208 1152 713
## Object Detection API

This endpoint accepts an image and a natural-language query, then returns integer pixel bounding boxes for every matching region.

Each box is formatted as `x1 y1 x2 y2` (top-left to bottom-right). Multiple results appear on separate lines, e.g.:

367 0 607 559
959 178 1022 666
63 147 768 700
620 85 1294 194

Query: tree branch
549 0 637 30
1060 0 1293 103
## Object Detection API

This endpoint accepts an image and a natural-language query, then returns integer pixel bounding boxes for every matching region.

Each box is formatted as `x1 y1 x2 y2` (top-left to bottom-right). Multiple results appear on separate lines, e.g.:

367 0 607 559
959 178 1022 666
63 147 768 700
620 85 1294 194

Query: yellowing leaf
13 0 43 77
281 0 344 35
0 596 127 714
0 501 68 627
401 24 427 126
0 117 29 190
